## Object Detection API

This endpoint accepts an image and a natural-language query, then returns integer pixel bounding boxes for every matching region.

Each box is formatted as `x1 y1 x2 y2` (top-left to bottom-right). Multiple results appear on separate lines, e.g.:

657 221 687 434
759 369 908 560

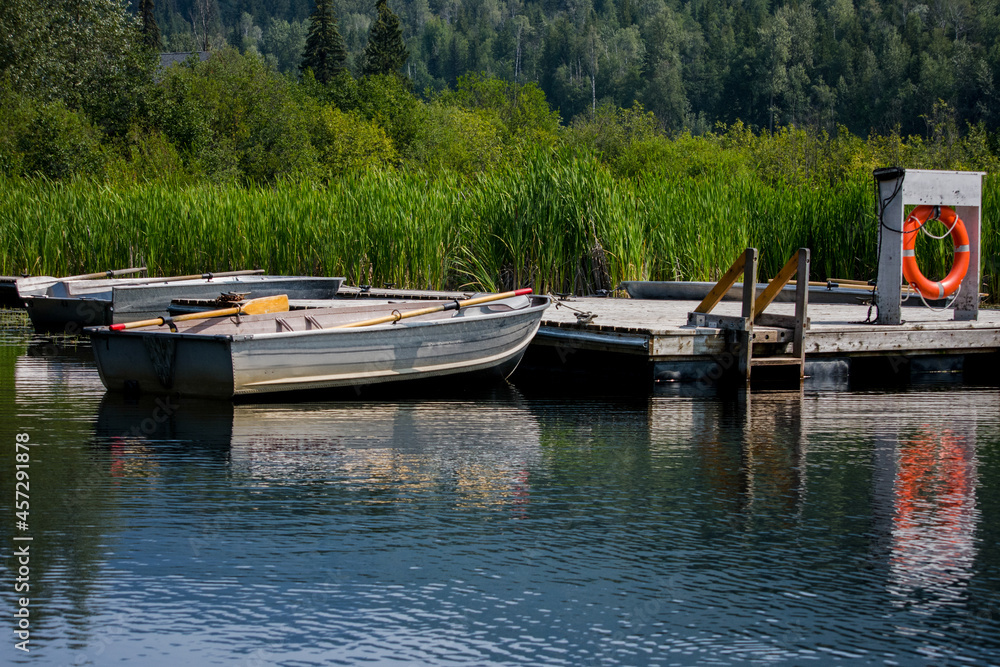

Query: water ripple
3 335 1000 664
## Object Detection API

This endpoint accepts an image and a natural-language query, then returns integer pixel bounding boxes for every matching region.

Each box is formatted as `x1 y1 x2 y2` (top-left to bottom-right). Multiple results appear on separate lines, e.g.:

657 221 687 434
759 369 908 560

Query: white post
953 203 981 321
875 171 905 325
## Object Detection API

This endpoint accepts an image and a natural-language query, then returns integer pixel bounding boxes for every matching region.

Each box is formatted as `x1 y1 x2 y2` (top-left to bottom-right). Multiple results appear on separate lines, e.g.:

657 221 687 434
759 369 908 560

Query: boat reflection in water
94 386 543 512
65 364 1000 663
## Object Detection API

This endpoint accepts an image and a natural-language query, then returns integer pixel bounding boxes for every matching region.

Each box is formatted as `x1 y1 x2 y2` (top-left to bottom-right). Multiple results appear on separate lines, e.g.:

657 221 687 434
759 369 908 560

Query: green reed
0 166 995 301
0 175 463 289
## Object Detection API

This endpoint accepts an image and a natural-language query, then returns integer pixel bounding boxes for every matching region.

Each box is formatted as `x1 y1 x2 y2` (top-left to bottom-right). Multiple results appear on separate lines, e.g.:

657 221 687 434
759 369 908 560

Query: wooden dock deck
530 296 1000 387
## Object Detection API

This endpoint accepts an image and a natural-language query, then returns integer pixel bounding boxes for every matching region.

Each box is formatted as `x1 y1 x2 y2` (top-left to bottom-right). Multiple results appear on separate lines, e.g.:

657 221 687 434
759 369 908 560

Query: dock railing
687 248 811 383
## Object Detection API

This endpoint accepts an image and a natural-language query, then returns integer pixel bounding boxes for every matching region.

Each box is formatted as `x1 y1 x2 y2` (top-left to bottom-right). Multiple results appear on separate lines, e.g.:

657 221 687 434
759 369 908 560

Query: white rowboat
86 294 551 399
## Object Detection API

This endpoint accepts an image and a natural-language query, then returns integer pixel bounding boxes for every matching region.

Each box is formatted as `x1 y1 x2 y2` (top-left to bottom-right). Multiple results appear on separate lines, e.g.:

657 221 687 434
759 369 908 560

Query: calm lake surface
2 311 1000 666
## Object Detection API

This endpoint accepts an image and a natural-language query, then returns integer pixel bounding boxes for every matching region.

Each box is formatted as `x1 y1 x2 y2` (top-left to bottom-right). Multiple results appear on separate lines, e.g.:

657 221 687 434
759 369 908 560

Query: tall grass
0 174 463 288
1 165 996 301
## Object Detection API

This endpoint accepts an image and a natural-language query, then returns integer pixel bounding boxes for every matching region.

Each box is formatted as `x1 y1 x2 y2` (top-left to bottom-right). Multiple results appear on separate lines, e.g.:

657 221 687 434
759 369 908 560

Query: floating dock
528 295 1000 387
304 287 1000 388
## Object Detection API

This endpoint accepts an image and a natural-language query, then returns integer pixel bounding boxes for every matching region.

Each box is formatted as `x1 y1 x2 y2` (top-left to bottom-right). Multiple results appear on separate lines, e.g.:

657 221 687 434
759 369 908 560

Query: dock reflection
78 359 1000 627
878 423 981 615
648 387 991 618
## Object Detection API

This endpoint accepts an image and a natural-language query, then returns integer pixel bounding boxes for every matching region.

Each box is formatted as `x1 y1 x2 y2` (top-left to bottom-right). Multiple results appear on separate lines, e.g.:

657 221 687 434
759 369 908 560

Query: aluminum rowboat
0 268 147 308
1 276 70 308
86 294 550 398
24 275 344 333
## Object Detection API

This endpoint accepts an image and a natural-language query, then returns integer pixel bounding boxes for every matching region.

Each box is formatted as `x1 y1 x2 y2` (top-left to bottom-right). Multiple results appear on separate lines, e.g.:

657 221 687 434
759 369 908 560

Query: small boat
23 273 344 333
86 293 551 398
0 268 147 308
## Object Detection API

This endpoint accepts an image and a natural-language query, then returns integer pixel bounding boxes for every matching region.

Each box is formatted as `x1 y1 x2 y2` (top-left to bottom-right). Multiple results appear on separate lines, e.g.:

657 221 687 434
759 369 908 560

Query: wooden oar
62 267 148 281
126 269 265 284
108 294 290 331
333 288 534 329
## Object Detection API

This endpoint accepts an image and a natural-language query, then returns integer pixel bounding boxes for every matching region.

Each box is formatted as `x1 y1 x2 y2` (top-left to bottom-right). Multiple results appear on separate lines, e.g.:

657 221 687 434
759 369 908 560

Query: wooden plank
694 249 749 314
756 313 800 329
740 250 758 380
754 251 801 317
687 313 751 330
793 249 810 362
741 249 758 320
954 203 982 321
751 356 804 367
806 327 1000 354
751 329 791 342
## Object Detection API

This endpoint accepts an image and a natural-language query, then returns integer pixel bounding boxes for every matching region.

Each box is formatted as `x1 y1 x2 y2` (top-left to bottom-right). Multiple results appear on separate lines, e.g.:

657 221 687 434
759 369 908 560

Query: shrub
152 48 319 183
0 87 107 180
310 105 399 176
406 103 505 174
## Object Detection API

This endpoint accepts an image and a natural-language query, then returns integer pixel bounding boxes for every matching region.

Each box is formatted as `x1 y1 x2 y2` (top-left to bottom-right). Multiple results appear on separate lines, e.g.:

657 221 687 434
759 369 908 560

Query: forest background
1 0 999 298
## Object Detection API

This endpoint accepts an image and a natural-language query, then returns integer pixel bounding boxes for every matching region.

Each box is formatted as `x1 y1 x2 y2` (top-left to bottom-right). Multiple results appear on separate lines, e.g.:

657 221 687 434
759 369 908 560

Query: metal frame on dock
874 168 985 324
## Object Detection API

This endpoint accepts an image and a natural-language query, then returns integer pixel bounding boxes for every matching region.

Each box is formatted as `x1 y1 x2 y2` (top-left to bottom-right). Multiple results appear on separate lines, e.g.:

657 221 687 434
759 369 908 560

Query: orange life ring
902 205 970 300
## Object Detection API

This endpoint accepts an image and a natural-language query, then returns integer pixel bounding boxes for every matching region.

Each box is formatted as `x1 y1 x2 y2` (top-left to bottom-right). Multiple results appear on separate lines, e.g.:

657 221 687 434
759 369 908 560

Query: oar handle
109 306 242 331
457 288 533 307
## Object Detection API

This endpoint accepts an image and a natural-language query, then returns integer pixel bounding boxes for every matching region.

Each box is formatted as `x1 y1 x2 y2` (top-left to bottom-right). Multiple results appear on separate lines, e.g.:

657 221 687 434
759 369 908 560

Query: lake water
2 311 1000 665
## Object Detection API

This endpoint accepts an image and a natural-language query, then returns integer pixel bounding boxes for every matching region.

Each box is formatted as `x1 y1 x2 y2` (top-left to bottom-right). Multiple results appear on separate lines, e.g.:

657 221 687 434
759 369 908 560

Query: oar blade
108 294 289 331
241 294 289 315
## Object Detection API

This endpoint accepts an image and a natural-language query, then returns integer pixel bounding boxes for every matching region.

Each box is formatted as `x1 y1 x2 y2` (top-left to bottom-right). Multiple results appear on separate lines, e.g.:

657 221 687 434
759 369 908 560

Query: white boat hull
87 296 550 398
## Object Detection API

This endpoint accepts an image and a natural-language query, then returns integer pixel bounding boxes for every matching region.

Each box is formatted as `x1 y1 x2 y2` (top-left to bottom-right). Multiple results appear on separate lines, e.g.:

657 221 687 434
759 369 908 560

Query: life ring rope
901 205 970 302
913 206 960 240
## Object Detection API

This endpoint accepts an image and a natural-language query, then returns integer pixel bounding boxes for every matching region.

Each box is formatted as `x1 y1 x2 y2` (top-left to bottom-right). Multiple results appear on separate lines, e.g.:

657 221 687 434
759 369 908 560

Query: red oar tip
514 288 533 296
109 324 126 331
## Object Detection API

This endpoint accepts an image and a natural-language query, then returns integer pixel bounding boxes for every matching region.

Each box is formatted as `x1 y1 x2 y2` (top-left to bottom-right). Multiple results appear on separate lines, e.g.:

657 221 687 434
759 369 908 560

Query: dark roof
158 52 211 70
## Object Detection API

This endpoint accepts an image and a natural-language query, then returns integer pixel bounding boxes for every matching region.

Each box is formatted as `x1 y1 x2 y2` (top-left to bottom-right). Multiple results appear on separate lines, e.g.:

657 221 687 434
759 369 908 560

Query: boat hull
25 276 344 333
1 276 47 308
88 296 550 399
620 280 976 307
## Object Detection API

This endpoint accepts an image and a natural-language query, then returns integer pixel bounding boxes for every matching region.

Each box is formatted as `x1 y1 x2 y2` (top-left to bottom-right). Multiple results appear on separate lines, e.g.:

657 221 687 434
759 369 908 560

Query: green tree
263 18 309 72
0 1 36 90
436 72 561 143
301 0 347 83
361 0 409 78
139 0 161 51
1 1 147 103
308 104 399 176
0 82 108 179
0 0 156 138
155 48 318 182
